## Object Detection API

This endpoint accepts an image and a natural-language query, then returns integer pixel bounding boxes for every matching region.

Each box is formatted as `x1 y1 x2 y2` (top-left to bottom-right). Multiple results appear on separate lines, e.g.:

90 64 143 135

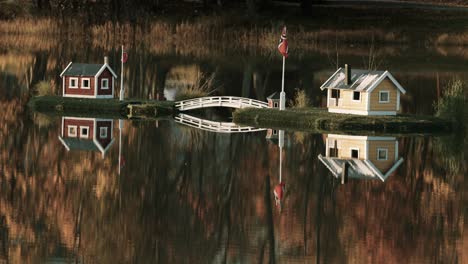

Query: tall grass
434 79 466 124
289 89 310 108
35 81 53 96
175 73 217 101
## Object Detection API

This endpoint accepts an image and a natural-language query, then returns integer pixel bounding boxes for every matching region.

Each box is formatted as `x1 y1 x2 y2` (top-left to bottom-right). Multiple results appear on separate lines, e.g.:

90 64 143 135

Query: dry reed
0 17 409 58
289 89 310 108
0 18 59 34
175 73 216 101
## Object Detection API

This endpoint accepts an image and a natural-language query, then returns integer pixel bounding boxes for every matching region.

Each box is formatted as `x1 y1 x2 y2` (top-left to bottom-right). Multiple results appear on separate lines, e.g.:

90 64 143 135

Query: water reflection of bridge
175 114 265 133
174 96 268 133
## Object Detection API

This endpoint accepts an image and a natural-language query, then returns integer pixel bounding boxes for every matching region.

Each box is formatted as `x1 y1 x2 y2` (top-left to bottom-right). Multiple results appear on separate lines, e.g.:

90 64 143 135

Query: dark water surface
0 31 467 263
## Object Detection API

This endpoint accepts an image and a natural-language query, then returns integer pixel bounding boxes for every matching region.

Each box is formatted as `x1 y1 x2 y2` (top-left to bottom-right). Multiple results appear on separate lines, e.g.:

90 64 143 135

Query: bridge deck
175 96 269 111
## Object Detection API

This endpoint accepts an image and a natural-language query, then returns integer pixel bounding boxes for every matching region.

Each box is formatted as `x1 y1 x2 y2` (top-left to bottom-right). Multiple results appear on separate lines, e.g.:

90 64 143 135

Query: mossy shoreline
233 108 454 134
29 96 455 134
28 96 175 119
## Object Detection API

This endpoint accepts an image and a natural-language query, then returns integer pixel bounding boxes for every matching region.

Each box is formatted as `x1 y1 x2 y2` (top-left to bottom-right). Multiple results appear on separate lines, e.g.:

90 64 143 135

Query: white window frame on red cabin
69 78 78 89
68 125 77 137
99 127 108 138
80 126 89 138
81 78 91 89
101 78 109 90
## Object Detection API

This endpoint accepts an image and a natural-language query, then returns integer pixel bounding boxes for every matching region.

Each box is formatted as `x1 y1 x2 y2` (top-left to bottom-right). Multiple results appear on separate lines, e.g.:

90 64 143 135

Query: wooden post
341 162 349 184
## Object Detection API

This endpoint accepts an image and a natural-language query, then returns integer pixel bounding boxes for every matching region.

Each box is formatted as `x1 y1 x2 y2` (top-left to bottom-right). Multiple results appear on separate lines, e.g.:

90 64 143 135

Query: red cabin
58 117 115 158
60 57 118 98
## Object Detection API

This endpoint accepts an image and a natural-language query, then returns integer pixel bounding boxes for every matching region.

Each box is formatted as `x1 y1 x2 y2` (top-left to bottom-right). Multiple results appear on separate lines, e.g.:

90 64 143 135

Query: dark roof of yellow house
320 68 406 94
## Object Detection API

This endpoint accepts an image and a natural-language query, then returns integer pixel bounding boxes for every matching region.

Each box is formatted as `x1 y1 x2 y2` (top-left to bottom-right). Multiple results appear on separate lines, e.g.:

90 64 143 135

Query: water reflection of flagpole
278 130 284 182
274 129 286 211
118 119 123 175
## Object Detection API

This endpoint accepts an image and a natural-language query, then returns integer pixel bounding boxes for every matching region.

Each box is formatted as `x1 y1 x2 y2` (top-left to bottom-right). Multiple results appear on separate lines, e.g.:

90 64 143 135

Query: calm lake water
0 29 467 263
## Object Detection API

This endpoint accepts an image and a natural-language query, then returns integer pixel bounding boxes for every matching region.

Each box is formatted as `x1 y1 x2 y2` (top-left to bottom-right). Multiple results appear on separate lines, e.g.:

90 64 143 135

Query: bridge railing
175 96 269 111
175 114 266 133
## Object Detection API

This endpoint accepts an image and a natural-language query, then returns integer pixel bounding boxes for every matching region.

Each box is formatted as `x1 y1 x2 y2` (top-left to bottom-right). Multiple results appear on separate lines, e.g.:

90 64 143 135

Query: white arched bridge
175 96 269 111
175 114 266 133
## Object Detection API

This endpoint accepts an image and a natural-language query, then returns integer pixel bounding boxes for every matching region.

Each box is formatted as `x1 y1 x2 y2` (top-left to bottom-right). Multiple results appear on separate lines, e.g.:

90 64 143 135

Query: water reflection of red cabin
58 117 114 158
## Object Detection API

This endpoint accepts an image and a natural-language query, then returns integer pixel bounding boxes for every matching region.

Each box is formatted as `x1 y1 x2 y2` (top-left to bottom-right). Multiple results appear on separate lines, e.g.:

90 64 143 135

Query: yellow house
320 65 406 116
318 134 404 181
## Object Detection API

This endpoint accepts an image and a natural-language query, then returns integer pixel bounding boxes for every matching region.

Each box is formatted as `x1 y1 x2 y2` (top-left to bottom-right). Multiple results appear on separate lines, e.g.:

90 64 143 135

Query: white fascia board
395 140 398 160
318 154 340 178
96 94 114 99
364 160 385 181
320 68 342 90
61 116 64 137
59 62 73 77
365 140 369 160
396 90 401 111
328 108 369 115
93 137 106 158
367 111 397 116
103 138 115 154
64 116 96 121
328 134 396 141
95 64 118 79
366 71 406 94
63 94 97 98
365 71 388 94
385 72 406 94
383 157 404 179
94 76 98 96
366 91 370 111
58 136 71 151
95 118 113 122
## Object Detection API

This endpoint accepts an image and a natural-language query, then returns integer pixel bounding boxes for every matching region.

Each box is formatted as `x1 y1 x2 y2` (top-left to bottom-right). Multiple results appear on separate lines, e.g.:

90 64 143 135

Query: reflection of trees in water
0 33 467 262
0 109 467 262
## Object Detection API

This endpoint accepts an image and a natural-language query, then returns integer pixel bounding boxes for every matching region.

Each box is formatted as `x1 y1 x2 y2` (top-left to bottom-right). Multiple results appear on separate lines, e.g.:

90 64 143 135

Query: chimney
345 64 351 85
104 56 109 65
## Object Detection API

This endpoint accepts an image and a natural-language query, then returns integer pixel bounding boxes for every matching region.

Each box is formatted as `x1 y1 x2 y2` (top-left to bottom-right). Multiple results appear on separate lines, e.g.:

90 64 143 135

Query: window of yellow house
379 91 390 103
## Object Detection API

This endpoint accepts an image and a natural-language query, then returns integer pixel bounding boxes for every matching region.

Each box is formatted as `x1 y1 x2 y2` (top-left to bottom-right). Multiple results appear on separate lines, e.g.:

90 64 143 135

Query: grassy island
29 96 457 134
28 96 175 119
233 107 454 134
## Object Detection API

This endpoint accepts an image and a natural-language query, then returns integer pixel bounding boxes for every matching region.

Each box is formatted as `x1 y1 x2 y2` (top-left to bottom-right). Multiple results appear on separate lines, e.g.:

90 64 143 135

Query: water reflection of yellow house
318 134 404 181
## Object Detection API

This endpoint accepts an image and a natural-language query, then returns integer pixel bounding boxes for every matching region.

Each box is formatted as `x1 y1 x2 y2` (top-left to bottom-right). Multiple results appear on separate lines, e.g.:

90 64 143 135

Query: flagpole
280 52 286 110
119 45 124 101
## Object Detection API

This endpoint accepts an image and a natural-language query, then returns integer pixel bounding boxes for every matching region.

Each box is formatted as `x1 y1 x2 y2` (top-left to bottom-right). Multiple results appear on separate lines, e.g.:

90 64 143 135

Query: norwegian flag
278 26 288 58
121 50 128 63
